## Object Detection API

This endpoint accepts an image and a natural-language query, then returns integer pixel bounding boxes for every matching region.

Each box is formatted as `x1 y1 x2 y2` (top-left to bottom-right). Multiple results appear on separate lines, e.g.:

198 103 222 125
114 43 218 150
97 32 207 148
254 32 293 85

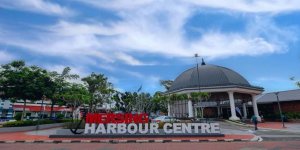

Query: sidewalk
0 128 256 143
257 122 285 129
252 122 300 131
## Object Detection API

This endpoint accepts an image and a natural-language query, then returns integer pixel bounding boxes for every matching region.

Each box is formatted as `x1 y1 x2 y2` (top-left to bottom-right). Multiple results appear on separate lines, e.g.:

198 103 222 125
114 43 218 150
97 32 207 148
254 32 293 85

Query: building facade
166 60 264 121
0 100 13 121
0 99 72 120
257 89 300 120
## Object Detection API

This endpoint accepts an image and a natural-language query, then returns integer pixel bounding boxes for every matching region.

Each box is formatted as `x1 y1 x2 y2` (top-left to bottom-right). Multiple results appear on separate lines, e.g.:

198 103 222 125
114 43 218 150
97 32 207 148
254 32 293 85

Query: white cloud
77 0 300 13
123 71 144 79
0 51 15 64
0 0 74 16
186 0 300 13
191 32 282 59
44 64 89 84
0 0 298 68
49 21 115 36
114 52 157 66
44 65 87 78
74 0 156 11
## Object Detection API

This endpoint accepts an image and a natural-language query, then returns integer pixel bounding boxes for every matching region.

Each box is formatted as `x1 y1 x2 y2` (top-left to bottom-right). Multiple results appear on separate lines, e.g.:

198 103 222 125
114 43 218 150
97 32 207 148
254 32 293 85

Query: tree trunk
89 100 92 113
22 100 26 120
50 100 55 119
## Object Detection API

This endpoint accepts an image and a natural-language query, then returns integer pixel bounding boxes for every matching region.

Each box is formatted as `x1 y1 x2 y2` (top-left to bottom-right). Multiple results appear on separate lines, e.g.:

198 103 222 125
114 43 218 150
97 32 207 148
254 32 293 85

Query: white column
242 103 247 119
194 107 198 118
217 101 221 118
252 94 261 122
167 103 171 116
228 91 240 121
188 100 194 118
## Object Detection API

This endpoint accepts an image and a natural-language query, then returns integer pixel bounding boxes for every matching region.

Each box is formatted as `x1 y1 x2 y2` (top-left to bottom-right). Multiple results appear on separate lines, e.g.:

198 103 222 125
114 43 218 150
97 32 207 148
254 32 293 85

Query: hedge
2 119 72 127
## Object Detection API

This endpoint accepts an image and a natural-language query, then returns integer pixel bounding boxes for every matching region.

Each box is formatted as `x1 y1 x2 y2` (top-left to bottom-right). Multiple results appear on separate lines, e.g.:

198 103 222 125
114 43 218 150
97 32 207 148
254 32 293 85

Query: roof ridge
264 89 300 94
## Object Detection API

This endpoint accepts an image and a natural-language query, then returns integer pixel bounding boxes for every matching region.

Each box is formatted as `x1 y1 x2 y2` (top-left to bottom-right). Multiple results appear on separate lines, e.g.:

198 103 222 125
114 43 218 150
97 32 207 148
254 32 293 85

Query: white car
152 116 178 123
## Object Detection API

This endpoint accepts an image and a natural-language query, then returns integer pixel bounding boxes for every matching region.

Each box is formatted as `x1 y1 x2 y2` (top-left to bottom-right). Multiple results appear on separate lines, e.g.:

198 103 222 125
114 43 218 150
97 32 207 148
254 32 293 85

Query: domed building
166 60 264 121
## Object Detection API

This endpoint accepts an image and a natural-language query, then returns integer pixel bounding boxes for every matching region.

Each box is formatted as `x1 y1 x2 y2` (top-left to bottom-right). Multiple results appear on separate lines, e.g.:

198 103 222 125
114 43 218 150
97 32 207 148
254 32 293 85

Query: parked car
152 116 179 123
149 115 158 122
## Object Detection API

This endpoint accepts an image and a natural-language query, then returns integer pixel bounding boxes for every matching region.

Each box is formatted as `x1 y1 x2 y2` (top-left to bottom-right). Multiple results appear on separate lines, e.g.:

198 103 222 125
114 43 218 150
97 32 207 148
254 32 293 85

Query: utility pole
194 54 201 93
36 95 46 130
194 54 202 118
275 92 285 128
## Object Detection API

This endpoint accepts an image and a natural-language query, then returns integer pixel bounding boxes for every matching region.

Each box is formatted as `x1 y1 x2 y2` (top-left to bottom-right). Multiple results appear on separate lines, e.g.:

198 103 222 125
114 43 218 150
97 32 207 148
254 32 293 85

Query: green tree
0 60 54 120
136 92 153 113
82 73 114 112
160 80 173 91
60 83 91 118
290 77 300 88
120 92 137 113
190 92 210 118
152 91 168 114
49 67 79 118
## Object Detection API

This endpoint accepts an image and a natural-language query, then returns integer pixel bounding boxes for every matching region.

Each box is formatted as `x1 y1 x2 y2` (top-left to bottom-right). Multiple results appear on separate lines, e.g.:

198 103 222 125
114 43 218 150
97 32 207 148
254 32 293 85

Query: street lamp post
194 54 201 93
36 95 46 130
275 92 285 128
194 54 201 119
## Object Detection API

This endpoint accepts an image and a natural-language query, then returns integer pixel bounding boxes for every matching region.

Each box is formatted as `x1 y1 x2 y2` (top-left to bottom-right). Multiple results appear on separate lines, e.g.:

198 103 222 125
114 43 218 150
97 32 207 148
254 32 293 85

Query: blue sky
0 0 300 94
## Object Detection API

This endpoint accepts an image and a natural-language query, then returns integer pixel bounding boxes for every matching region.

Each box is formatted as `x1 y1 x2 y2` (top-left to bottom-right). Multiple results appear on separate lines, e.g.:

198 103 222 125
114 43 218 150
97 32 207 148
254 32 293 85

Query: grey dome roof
169 64 260 92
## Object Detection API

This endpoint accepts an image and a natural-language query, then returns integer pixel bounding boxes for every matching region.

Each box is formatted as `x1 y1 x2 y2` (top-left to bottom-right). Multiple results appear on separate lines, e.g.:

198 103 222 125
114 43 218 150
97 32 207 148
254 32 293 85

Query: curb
0 139 256 144
250 136 263 142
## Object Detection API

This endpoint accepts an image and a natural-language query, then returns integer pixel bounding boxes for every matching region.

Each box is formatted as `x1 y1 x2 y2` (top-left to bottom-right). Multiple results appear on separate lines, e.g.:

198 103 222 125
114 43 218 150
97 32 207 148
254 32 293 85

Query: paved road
0 141 299 150
24 121 300 141
255 130 300 141
219 121 300 141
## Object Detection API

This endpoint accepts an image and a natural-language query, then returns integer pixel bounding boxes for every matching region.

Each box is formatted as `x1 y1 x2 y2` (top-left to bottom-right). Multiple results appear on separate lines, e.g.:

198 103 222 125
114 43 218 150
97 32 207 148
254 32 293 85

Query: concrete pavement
1 121 300 143
0 122 257 143
0 141 300 150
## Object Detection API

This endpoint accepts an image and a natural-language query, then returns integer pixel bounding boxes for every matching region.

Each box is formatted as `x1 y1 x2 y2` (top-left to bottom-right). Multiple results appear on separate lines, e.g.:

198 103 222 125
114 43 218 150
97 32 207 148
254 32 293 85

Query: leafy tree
190 92 210 118
14 112 22 121
60 83 91 118
290 77 300 88
119 92 137 113
82 73 114 112
152 91 168 114
49 67 79 118
0 60 54 120
135 92 153 113
112 91 126 112
160 80 173 91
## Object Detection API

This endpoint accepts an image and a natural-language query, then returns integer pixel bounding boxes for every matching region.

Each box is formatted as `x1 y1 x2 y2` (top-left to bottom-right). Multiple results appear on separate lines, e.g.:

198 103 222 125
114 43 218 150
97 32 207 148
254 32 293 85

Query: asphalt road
0 141 299 150
219 121 300 141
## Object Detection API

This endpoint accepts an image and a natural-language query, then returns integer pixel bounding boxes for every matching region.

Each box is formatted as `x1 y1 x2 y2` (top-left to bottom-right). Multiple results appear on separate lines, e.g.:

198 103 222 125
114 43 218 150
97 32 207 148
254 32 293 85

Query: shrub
2 119 71 127
284 112 300 119
56 114 64 119
14 112 22 121
3 120 35 127
158 122 165 129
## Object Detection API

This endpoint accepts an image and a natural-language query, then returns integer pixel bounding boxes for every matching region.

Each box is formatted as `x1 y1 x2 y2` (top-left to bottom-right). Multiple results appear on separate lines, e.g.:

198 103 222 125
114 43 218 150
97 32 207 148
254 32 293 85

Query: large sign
84 113 221 135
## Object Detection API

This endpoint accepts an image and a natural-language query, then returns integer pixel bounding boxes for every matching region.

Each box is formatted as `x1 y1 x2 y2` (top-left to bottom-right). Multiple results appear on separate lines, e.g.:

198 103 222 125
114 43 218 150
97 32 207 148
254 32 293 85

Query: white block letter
193 123 201 134
139 124 148 134
150 123 159 133
117 124 127 134
127 123 138 134
84 123 96 134
95 124 106 134
163 123 172 134
173 123 182 134
210 123 220 134
107 123 117 134
201 123 211 133
182 123 192 134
